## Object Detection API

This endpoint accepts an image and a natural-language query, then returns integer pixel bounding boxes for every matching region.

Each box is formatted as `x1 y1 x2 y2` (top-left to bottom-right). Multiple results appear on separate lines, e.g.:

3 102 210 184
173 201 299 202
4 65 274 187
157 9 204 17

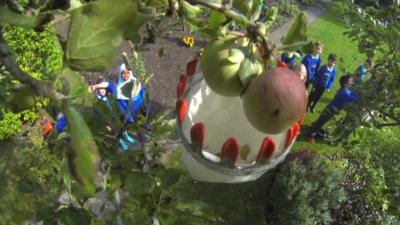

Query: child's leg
308 108 336 137
310 86 326 110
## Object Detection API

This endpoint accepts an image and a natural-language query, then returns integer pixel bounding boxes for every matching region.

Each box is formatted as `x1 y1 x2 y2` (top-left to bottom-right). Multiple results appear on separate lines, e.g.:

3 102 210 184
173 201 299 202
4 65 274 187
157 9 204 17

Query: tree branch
186 0 273 60
376 109 400 123
0 30 65 101
376 122 400 128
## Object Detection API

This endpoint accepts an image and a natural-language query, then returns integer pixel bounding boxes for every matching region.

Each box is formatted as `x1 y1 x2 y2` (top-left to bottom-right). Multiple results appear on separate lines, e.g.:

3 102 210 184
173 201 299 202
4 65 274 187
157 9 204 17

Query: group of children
279 42 372 144
56 63 146 151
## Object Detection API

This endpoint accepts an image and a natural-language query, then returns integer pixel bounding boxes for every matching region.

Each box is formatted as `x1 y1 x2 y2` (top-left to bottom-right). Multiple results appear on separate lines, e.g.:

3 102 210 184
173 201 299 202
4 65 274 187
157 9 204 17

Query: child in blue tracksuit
307 54 337 113
307 75 357 144
90 64 146 151
281 50 304 69
301 42 324 89
353 58 372 87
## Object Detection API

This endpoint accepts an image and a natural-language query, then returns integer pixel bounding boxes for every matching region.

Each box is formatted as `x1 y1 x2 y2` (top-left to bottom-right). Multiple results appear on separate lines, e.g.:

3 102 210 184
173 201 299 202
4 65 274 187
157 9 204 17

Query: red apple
243 68 307 134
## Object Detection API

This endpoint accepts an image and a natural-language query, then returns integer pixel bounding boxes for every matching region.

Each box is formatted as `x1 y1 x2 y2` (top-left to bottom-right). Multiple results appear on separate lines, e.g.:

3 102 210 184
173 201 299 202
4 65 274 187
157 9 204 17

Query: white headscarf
116 63 141 100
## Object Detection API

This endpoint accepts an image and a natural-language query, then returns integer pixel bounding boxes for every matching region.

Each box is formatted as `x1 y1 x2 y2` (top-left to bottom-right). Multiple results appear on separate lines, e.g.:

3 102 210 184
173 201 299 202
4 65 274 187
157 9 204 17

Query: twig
186 0 273 60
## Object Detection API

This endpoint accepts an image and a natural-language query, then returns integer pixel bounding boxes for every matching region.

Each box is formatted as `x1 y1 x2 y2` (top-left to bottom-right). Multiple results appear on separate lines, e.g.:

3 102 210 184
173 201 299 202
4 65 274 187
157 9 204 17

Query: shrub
330 127 400 224
0 25 62 139
265 151 346 225
3 25 63 79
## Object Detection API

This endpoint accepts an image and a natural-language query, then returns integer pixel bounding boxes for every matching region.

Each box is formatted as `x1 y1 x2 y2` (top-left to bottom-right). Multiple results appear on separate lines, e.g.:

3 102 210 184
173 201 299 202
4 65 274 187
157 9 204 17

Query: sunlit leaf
208 10 225 29
62 67 89 98
181 1 203 18
282 12 308 45
175 200 210 215
64 105 100 195
238 58 259 86
66 0 138 71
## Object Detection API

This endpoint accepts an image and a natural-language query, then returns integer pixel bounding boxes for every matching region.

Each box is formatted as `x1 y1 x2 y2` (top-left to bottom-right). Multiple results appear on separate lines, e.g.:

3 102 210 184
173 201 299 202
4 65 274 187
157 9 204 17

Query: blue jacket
56 114 67 134
105 80 145 123
313 65 337 90
301 54 321 81
281 51 304 67
281 54 297 67
355 65 368 81
328 87 357 111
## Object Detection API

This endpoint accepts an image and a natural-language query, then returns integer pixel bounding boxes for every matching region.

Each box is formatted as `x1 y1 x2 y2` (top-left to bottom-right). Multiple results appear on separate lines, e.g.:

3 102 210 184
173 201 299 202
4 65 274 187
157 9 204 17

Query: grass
292 4 367 154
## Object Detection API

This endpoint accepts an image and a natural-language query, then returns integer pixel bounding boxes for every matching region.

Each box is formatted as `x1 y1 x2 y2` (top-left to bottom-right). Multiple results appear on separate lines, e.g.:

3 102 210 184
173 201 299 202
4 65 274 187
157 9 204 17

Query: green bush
265 151 346 225
0 25 62 140
330 127 400 224
0 124 63 225
3 25 63 79
276 0 300 16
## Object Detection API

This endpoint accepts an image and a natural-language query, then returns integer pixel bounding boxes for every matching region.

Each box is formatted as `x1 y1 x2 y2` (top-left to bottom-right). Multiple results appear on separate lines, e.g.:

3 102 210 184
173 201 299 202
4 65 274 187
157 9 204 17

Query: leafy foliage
0 124 63 225
336 1 400 131
265 152 346 225
3 25 63 79
330 127 400 224
66 0 138 71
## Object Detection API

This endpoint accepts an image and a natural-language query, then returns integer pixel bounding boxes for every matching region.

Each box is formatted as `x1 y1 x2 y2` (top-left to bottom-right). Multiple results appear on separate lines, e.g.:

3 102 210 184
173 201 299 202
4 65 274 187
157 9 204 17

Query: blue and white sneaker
118 139 129 151
122 130 136 144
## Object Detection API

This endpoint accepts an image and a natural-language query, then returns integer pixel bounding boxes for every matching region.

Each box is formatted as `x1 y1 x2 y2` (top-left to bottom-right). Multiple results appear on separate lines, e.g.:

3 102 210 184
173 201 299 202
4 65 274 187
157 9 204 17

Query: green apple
200 38 245 96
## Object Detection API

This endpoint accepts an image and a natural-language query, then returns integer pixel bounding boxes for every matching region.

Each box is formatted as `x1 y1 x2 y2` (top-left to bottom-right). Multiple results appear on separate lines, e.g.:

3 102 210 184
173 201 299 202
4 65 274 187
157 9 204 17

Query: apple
293 63 307 82
200 38 245 96
243 68 307 134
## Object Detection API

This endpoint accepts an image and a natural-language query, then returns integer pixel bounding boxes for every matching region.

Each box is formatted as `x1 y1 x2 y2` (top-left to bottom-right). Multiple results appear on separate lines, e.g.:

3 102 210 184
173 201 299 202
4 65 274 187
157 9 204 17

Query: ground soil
83 29 205 116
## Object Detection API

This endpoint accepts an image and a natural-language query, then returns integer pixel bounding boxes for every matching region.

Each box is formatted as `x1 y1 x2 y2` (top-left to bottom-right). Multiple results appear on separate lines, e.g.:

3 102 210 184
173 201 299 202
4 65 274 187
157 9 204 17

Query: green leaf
124 172 156 195
238 58 259 86
181 1 203 18
160 168 181 187
8 85 38 113
240 144 251 160
208 10 226 29
0 7 48 29
66 0 138 71
120 81 134 98
184 17 204 33
62 67 89 98
63 159 73 191
266 6 279 22
64 105 100 196
57 208 92 225
175 200 210 215
282 12 308 45
232 0 253 17
124 12 155 43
